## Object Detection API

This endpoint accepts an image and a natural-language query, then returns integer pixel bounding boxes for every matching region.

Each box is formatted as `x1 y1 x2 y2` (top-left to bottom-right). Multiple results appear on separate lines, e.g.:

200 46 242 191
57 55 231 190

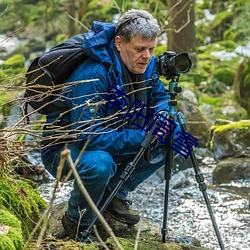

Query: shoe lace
123 199 132 209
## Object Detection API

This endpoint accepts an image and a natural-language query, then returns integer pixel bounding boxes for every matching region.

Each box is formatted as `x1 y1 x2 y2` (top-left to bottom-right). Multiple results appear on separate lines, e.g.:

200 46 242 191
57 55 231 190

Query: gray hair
115 9 160 43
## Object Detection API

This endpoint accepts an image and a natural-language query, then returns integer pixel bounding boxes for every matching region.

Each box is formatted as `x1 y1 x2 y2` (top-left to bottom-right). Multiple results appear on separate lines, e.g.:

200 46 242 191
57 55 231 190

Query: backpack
24 34 87 115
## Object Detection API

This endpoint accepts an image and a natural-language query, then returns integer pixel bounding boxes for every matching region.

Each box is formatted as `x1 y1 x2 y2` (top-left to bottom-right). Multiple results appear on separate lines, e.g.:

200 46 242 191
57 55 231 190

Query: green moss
0 175 47 239
199 95 224 107
0 54 26 86
0 209 24 249
213 67 235 86
217 40 237 51
1 54 25 69
0 235 16 250
213 120 250 133
105 237 205 250
7 228 24 249
209 120 250 150
0 209 21 229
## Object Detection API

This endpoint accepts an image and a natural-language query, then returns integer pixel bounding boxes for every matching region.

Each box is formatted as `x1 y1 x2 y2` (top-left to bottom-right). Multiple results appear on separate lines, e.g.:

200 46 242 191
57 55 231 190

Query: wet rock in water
213 157 250 184
170 168 193 189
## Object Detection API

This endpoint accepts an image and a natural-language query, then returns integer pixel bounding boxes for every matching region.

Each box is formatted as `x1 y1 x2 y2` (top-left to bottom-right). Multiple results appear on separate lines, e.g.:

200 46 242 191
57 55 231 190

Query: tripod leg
81 120 160 240
177 112 225 250
162 116 175 243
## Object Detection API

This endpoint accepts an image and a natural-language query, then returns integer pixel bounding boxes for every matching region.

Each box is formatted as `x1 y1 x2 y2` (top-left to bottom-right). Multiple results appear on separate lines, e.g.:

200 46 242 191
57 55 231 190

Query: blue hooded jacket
43 21 170 156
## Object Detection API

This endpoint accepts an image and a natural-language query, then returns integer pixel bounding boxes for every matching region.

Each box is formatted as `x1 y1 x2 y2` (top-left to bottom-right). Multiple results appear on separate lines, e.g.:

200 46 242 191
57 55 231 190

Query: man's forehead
129 35 157 46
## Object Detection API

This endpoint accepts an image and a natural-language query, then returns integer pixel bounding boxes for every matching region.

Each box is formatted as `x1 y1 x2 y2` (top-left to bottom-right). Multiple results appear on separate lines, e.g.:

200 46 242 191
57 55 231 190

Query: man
41 9 180 241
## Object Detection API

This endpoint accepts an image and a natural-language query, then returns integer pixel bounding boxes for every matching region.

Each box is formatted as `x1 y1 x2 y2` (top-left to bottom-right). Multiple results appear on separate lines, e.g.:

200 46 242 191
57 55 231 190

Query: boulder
42 201 212 250
213 157 250 184
209 120 250 160
209 119 250 184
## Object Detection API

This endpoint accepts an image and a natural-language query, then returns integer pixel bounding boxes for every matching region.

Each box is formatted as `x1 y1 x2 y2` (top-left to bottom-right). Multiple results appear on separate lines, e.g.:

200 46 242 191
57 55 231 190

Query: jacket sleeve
65 60 145 156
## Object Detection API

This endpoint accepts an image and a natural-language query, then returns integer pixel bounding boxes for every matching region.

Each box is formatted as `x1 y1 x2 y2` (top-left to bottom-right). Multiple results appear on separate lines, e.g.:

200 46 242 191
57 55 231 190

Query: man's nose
142 49 151 59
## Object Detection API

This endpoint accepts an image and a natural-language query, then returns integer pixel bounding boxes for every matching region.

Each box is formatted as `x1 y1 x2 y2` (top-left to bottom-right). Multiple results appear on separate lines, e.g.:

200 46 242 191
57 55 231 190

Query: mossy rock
0 174 47 239
0 209 24 250
106 237 210 250
1 54 25 69
199 92 248 122
42 202 211 250
209 120 250 160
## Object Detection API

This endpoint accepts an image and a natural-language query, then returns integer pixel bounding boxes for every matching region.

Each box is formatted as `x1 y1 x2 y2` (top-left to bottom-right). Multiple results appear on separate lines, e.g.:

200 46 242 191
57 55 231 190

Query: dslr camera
156 51 192 79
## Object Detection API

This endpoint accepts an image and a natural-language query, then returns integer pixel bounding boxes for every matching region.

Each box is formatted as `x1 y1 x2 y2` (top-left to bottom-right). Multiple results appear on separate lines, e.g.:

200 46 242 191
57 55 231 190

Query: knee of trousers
77 150 117 182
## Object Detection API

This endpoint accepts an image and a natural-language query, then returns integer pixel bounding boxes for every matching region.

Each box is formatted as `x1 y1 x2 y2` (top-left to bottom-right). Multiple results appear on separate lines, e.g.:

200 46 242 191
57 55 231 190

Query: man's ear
115 36 122 51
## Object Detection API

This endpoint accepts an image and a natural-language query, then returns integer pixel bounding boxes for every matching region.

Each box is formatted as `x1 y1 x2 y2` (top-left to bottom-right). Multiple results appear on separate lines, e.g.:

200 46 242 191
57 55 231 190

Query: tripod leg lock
120 162 135 182
195 173 207 192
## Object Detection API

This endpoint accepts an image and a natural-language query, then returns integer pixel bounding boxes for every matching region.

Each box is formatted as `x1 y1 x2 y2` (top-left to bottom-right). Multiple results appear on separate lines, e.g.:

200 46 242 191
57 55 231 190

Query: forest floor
28 202 211 250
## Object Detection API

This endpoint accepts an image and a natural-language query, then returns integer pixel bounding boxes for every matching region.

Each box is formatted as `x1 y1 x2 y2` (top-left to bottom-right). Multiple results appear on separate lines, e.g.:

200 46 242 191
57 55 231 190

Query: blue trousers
41 140 168 226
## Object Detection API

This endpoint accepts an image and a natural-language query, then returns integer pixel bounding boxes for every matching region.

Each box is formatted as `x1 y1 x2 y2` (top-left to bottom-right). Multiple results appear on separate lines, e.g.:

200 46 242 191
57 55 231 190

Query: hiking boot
105 196 140 225
61 213 97 243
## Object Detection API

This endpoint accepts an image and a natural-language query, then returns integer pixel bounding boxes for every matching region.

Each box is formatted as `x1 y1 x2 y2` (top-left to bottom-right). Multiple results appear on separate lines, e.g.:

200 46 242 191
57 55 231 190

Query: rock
170 168 193 189
179 100 211 147
43 201 212 250
213 157 250 184
209 120 250 160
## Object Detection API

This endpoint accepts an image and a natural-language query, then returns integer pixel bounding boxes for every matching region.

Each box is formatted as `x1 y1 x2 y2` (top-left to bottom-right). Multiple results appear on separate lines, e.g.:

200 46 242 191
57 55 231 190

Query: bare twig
93 225 110 250
68 14 90 31
61 147 124 250
134 220 142 250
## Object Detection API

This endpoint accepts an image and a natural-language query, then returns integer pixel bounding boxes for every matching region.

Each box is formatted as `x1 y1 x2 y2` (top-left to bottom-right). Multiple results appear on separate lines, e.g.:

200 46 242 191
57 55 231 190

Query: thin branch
62 148 124 250
68 14 90 32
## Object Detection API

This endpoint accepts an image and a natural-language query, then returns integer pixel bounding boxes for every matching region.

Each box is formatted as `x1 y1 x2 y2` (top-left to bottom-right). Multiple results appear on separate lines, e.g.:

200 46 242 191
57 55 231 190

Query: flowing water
38 156 250 250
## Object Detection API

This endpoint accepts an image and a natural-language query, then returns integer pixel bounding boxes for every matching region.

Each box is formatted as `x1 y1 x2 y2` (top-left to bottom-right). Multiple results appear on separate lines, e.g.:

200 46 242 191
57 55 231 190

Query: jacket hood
82 21 116 65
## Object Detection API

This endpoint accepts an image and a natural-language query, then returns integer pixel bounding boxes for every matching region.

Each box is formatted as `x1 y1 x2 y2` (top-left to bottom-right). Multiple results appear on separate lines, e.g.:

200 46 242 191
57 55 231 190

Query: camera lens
174 53 192 73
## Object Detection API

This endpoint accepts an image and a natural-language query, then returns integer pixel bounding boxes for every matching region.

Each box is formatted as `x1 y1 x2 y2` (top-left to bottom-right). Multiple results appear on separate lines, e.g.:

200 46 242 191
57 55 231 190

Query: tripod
161 76 225 249
82 77 225 250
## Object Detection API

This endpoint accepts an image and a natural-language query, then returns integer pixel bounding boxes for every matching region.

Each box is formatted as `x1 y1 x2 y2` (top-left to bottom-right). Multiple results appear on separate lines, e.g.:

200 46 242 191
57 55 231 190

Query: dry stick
22 154 65 249
93 225 109 250
134 216 142 250
62 148 124 250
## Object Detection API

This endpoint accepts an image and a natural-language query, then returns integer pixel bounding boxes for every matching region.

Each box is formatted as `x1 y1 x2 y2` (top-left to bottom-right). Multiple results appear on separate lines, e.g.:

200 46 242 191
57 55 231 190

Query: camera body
156 51 192 79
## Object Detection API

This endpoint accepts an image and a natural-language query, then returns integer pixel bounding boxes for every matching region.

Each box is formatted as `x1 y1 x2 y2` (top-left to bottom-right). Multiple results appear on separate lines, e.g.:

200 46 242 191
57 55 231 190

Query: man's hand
152 111 169 142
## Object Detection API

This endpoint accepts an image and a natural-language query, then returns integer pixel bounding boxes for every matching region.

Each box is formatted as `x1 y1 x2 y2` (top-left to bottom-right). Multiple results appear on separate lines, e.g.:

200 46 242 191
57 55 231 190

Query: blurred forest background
0 0 250 129
0 0 250 143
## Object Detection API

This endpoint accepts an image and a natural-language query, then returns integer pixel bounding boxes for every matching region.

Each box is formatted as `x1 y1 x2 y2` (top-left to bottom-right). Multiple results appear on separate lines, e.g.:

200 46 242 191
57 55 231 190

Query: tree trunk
78 0 88 20
67 0 76 36
167 0 196 62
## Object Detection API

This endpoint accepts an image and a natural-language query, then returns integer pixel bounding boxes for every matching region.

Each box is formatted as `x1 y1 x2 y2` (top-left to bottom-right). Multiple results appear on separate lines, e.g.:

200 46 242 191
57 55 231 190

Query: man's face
115 35 157 74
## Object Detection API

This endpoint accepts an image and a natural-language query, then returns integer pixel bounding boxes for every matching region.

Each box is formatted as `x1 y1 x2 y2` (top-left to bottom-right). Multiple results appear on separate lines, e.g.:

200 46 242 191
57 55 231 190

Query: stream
38 155 250 250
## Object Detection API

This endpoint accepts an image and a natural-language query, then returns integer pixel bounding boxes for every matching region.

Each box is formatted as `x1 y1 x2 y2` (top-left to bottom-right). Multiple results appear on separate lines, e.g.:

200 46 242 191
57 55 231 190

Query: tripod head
168 76 182 100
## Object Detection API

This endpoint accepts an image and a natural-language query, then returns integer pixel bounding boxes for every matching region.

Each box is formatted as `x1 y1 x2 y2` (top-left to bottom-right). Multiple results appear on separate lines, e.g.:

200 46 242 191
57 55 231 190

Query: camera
156 51 192 79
